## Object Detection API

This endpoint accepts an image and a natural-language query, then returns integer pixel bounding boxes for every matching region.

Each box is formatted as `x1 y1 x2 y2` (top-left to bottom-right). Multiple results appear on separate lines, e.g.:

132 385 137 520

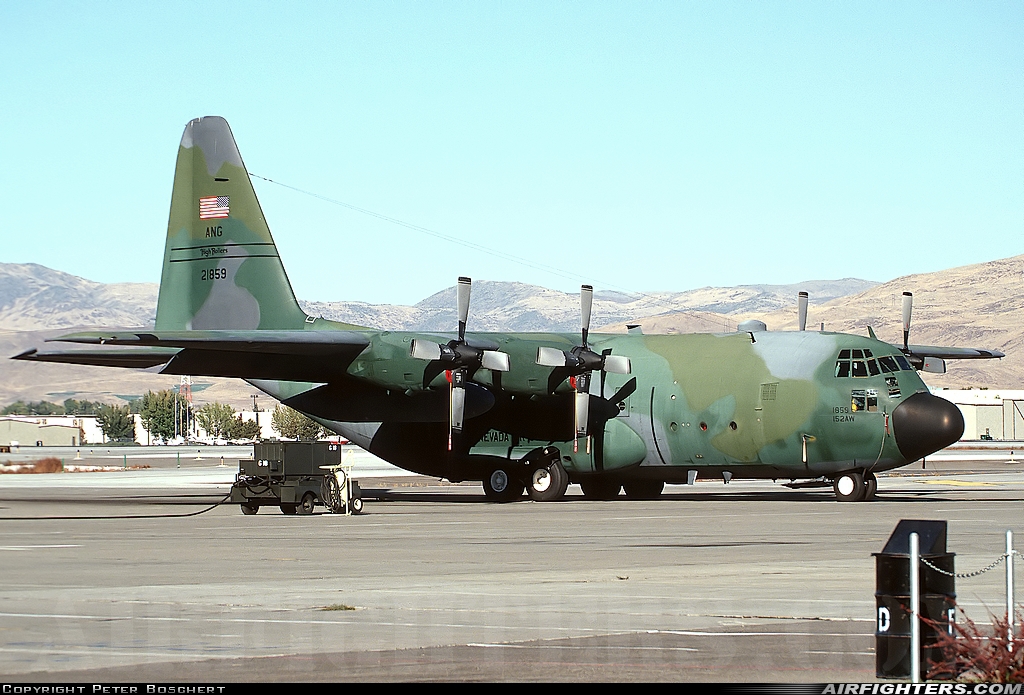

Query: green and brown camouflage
155 116 363 332
16 116 1001 502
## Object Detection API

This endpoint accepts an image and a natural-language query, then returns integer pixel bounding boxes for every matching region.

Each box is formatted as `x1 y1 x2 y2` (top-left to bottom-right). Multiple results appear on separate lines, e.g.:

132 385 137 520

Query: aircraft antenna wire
249 173 735 332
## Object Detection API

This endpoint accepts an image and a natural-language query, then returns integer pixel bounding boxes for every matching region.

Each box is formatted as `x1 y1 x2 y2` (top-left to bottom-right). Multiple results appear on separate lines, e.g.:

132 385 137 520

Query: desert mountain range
1 255 1020 409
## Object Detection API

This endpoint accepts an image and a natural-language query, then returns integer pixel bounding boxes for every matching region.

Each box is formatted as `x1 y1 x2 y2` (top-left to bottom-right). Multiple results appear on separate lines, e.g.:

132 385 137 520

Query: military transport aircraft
15 116 1005 504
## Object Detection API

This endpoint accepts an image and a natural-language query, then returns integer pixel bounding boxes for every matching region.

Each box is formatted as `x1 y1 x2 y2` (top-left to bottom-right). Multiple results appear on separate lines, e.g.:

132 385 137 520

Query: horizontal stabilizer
23 329 372 382
13 347 178 369
50 329 370 355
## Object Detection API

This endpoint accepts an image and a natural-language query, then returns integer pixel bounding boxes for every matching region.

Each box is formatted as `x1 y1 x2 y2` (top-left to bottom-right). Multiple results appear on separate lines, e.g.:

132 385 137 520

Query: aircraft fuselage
251 324 962 489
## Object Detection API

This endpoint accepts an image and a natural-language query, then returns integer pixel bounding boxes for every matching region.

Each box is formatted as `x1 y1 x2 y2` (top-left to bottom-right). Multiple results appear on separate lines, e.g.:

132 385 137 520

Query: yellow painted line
917 479 998 487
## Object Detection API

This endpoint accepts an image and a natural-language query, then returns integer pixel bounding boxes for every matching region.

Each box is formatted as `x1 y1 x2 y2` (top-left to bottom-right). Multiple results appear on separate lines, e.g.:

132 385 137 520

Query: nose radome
891 392 964 463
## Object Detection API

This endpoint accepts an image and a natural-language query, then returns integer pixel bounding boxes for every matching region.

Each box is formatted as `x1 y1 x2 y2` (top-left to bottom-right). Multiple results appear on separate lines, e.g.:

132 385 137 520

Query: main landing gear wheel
240 503 259 515
622 480 664 499
833 471 866 502
580 479 622 500
298 492 316 515
864 472 877 500
526 460 569 502
483 467 524 503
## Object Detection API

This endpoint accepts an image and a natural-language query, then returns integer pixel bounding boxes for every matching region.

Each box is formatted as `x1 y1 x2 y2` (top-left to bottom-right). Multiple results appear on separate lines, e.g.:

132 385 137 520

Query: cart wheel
299 493 316 515
240 503 259 515
280 503 297 514
350 497 363 514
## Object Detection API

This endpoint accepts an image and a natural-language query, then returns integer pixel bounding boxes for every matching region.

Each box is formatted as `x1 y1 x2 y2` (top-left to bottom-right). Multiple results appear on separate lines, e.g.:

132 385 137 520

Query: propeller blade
457 276 471 342
580 284 593 347
410 339 442 361
902 291 913 352
448 368 467 454
602 354 631 374
600 349 611 398
798 291 808 331
574 391 589 438
450 381 466 432
480 350 510 372
536 346 568 367
609 376 638 405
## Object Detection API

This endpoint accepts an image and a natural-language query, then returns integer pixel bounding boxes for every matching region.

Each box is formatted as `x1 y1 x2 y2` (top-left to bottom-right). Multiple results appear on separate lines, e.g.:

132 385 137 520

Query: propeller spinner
410 277 510 449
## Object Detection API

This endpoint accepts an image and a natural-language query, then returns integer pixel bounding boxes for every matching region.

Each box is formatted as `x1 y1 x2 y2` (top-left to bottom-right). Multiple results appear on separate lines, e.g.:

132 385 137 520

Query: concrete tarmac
0 447 1021 682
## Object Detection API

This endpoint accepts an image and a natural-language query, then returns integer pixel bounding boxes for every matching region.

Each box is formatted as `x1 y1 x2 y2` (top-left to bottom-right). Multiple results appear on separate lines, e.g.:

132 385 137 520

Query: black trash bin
874 519 956 679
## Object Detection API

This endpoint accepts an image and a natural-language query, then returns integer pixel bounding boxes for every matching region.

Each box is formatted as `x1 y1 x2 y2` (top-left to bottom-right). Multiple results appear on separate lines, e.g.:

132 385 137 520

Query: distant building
0 415 101 447
932 389 1024 441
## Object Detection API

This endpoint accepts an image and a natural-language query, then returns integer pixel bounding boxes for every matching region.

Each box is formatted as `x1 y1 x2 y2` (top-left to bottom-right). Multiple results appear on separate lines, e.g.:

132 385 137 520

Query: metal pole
910 531 921 683
342 446 350 516
1008 530 1015 651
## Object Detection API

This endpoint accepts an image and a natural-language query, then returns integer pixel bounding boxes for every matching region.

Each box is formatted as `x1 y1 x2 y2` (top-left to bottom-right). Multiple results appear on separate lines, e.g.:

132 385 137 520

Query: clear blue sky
1 2 1021 305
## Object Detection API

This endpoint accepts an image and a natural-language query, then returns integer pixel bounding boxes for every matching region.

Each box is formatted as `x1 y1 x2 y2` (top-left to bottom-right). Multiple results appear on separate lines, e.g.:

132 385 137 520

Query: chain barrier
920 549 1018 579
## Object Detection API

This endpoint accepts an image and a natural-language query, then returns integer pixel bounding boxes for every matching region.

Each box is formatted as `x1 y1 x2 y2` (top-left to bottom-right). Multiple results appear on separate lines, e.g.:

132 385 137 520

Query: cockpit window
877 356 899 373
835 350 915 377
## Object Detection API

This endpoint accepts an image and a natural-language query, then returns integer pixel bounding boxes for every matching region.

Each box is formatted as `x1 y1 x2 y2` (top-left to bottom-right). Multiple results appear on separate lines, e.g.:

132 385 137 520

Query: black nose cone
891 392 964 463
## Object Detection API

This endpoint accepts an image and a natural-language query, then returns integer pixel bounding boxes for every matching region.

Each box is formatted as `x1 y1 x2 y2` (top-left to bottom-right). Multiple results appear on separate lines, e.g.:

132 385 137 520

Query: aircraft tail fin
155 116 308 331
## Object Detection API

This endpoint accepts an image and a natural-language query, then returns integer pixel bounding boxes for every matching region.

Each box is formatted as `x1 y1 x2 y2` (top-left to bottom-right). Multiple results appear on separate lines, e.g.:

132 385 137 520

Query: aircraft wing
14 329 370 382
872 293 1005 371
867 326 1005 362
903 344 1005 360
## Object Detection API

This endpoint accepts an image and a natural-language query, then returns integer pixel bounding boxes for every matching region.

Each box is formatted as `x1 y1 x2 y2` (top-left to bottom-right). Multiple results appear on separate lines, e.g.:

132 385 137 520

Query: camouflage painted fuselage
248 324 934 485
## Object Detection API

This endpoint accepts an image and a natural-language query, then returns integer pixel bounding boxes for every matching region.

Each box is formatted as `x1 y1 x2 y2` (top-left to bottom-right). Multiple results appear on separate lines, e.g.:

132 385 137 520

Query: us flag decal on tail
199 196 230 219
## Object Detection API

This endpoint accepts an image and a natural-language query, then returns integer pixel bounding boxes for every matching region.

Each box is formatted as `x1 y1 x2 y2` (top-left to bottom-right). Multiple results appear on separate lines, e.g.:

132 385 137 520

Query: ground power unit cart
230 441 362 515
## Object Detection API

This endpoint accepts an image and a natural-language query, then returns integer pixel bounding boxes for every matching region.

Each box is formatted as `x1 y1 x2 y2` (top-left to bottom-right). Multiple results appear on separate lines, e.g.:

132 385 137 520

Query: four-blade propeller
535 284 631 446
410 277 511 449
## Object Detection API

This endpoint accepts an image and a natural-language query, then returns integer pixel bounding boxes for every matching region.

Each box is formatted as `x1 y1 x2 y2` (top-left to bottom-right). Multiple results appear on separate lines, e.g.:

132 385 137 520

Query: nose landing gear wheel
833 472 866 502
864 472 877 500
483 467 524 502
526 461 569 502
